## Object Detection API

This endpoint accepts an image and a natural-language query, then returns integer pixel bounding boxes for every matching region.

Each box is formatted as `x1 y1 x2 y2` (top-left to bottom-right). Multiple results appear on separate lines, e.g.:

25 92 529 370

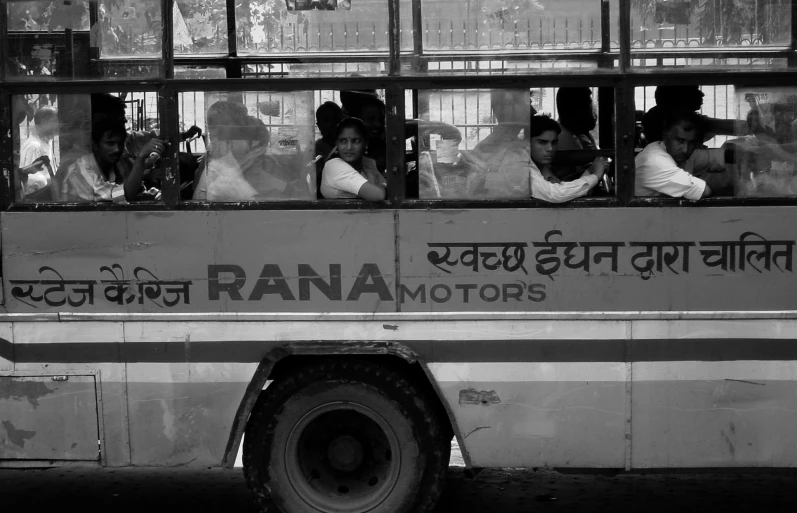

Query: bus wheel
243 359 449 513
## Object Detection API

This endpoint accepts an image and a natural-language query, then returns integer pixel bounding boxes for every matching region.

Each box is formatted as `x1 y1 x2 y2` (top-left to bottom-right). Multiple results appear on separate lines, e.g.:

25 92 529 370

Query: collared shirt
635 141 707 200
60 153 126 203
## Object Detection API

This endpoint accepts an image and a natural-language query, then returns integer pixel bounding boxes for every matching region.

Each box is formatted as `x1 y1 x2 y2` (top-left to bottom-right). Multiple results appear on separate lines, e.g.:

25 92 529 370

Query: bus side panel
409 330 631 468
428 361 627 468
125 362 256 467
397 208 797 312
630 321 797 468
1 210 397 314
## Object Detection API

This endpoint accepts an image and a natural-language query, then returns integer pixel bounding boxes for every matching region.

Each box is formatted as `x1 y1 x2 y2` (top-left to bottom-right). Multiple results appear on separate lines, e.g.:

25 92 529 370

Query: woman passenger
320 117 387 202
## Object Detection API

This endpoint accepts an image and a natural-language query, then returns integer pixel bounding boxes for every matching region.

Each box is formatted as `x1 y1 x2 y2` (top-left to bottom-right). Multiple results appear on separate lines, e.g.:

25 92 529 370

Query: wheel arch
221 341 459 469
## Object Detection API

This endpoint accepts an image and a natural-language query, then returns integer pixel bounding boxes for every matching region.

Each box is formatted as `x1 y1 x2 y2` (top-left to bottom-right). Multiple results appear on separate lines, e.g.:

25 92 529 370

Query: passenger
339 90 387 172
641 86 743 144
60 116 164 202
90 93 201 195
359 98 387 173
554 87 601 183
320 117 387 202
470 89 536 198
192 100 258 201
314 101 343 159
635 109 732 199
17 105 58 199
525 115 607 203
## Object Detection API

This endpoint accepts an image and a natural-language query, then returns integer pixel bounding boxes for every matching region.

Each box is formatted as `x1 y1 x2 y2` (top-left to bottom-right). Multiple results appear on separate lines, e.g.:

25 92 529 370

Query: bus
2 0 797 512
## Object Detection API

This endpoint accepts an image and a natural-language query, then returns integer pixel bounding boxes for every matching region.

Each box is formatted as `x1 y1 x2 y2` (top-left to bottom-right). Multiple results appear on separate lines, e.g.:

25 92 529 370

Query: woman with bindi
320 117 387 202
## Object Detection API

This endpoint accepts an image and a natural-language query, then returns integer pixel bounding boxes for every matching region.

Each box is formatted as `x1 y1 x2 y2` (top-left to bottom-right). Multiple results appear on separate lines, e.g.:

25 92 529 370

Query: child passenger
320 117 387 202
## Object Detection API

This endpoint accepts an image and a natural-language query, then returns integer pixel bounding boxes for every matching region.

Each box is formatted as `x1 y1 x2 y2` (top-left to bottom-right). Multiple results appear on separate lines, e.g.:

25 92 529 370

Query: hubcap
327 435 365 472
285 401 401 513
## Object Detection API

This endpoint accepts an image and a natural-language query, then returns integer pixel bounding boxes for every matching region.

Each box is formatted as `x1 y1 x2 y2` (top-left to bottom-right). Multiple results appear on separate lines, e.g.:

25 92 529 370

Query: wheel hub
327 434 364 472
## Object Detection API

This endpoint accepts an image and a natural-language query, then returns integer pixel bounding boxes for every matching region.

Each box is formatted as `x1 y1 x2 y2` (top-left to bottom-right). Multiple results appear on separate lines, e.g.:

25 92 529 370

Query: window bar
616 0 634 204
161 0 179 207
619 0 631 72
387 0 405 203
790 0 797 67
0 0 7 83
226 0 241 78
598 0 614 151
0 88 11 210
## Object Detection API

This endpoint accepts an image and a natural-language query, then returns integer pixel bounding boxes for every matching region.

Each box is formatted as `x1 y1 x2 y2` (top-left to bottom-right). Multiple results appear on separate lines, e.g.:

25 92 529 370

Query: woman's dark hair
528 114 562 138
335 117 368 140
91 115 127 144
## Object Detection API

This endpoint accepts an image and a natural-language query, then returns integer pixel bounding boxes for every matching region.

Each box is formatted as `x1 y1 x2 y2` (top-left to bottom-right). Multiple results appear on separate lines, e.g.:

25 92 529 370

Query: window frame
2 0 797 211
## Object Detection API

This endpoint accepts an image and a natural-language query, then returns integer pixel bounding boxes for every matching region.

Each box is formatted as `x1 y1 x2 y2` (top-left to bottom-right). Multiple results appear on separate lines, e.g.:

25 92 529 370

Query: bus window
12 92 167 204
184 91 318 202
630 0 792 70
174 0 228 56
234 0 410 58
5 0 165 80
634 84 797 199
414 0 616 74
414 87 613 202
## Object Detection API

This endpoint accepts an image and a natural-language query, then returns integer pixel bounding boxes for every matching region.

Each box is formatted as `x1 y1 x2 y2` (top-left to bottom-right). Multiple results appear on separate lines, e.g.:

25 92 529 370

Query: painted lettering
298 264 342 301
248 264 296 301
502 283 524 302
208 265 246 301
346 264 394 301
479 284 500 302
399 283 426 303
430 284 452 303
455 283 478 303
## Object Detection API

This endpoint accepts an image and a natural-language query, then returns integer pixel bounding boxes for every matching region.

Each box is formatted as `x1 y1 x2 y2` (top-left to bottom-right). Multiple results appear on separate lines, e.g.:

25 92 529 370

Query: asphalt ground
3 465 797 513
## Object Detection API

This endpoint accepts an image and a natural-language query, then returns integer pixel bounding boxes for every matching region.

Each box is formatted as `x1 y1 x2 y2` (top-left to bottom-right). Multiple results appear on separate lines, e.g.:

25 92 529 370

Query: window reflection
187 92 317 202
420 0 603 51
174 0 228 55
235 0 393 54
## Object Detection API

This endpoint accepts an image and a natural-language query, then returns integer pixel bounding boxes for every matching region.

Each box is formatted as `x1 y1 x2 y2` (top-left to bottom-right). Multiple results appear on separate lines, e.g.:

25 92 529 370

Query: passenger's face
93 131 125 168
529 130 558 167
493 90 530 124
39 118 59 141
336 127 367 164
664 122 699 166
360 105 385 141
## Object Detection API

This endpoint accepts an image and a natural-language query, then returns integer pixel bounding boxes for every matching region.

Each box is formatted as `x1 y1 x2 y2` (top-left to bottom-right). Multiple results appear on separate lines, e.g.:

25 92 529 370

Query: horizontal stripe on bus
430 361 797 383
12 319 797 345
3 338 797 364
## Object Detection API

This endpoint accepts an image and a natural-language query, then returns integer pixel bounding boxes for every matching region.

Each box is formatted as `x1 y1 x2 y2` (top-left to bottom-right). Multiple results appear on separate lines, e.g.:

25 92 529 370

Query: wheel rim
285 401 402 513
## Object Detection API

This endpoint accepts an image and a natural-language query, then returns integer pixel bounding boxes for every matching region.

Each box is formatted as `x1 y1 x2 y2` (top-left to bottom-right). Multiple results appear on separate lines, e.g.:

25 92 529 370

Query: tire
243 359 450 513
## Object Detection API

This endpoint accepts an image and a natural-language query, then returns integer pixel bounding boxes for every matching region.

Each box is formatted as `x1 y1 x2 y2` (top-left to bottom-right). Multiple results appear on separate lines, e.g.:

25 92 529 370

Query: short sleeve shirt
320 157 385 199
635 141 707 200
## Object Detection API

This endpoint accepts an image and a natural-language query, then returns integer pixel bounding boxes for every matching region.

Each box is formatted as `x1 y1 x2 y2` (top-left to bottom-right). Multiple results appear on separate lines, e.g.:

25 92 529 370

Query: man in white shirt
527 115 607 203
636 109 739 200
